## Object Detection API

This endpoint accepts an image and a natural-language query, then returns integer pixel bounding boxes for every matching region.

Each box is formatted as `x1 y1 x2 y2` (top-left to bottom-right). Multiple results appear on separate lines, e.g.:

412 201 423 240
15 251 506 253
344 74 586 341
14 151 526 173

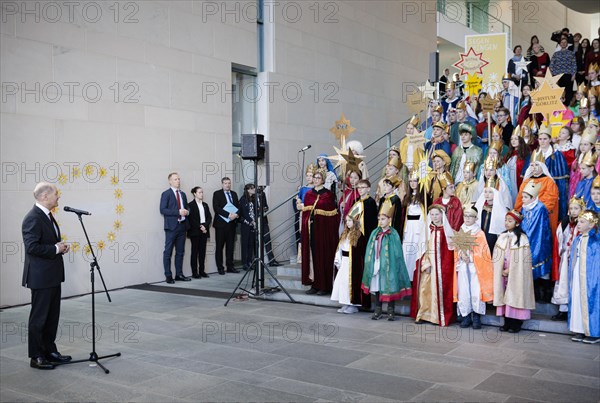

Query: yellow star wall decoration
529 81 565 117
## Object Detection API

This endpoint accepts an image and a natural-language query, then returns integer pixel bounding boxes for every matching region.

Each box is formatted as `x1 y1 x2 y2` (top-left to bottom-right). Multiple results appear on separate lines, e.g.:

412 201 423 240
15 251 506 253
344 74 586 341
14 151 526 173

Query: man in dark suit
22 182 72 370
187 186 212 278
160 172 191 283
212 177 240 274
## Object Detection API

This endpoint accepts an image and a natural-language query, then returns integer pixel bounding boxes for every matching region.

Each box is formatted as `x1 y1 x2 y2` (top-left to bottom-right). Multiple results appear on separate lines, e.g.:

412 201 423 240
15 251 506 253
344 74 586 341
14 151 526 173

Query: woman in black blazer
239 184 257 271
187 187 212 278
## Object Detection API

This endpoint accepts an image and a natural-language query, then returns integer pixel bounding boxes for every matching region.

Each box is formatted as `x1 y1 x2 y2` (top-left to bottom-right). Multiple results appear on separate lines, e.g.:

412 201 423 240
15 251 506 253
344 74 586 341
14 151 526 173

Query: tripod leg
260 261 296 303
224 267 255 306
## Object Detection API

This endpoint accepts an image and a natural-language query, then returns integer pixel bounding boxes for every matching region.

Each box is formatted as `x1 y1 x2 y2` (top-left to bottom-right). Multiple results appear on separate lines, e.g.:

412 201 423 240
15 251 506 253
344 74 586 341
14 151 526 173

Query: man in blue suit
160 172 191 283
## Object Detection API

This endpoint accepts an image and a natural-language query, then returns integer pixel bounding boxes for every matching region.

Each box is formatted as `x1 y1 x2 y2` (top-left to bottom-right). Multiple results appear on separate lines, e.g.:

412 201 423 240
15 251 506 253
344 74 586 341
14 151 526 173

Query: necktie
176 190 182 220
48 212 59 239
226 192 233 204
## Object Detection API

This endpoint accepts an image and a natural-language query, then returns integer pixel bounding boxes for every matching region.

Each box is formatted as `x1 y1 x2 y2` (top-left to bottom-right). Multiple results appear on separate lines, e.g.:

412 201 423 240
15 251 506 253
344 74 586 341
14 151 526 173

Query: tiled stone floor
1 272 598 402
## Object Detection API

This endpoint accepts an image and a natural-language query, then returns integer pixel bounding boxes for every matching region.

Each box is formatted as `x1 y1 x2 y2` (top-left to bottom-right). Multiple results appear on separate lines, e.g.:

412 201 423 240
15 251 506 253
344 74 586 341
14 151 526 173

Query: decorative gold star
114 189 123 199
115 204 124 214
84 244 91 255
450 228 478 253
329 113 356 144
71 242 80 253
464 73 483 97
107 232 116 242
72 166 81 179
406 90 426 114
58 173 68 185
113 220 122 230
97 240 105 250
331 146 363 176
99 167 107 178
111 176 119 185
529 81 565 117
479 93 497 114
418 80 437 100
534 69 563 89
416 159 432 192
84 165 94 176
515 58 531 73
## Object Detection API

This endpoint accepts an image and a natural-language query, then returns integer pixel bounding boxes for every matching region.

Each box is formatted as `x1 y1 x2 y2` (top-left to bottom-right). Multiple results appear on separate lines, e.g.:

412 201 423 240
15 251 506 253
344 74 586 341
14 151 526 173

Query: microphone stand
59 212 121 374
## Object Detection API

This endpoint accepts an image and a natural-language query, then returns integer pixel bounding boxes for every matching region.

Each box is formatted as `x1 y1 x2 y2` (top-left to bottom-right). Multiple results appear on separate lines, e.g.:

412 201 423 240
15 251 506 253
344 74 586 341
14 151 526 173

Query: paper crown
390 145 400 155
531 149 546 164
384 175 401 189
432 149 451 166
462 203 478 217
432 121 447 131
588 86 599 98
485 176 498 189
523 181 541 198
433 105 444 114
512 125 521 137
347 200 363 222
581 128 597 145
446 81 456 90
459 123 474 135
577 82 588 95
484 155 498 170
489 140 504 154
506 209 523 224
538 123 551 137
438 172 454 189
313 167 327 179
588 62 599 73
502 72 512 81
409 114 420 127
578 211 599 225
379 197 396 218
580 97 590 108
387 155 401 170
409 169 419 181
569 196 587 210
463 160 477 173
580 151 598 167
593 175 600 189
456 100 467 110
306 163 317 174
588 118 599 127
428 203 446 213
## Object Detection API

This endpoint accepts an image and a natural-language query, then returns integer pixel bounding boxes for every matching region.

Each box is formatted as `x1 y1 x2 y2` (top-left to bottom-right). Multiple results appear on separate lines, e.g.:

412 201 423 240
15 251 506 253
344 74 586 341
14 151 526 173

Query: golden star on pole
464 73 483 97
534 69 563 89
529 81 565 117
416 159 432 192
479 93 496 114
418 80 437 100
329 113 356 144
330 145 363 176
548 111 571 139
450 228 479 253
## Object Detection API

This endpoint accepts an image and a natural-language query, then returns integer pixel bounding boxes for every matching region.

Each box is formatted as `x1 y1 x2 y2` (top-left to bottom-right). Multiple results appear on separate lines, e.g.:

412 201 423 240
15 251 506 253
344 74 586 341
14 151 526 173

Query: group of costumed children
296 114 600 344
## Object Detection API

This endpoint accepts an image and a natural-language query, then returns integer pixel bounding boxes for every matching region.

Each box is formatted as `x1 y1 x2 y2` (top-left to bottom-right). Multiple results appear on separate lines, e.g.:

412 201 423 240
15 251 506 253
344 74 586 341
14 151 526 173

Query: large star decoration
515 58 531 74
450 228 478 253
534 69 563 89
464 73 483 97
418 80 437 100
548 111 571 139
529 81 565 117
417 159 432 192
406 89 426 114
479 93 497 114
329 113 356 144
453 47 490 76
329 145 363 176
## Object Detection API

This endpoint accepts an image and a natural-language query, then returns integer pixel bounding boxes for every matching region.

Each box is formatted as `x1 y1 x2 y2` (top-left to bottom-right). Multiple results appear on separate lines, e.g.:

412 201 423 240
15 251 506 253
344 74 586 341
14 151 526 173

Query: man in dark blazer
187 186 212 278
160 172 190 283
212 177 240 274
22 182 71 370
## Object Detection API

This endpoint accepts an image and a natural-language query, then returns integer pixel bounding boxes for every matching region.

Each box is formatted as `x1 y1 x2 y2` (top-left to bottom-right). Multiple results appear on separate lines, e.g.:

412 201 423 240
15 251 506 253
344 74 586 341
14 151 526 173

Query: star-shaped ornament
529 81 565 117
515 58 531 73
453 47 490 76
416 159 432 192
534 69 563 89
464 73 483 97
450 228 479 253
548 111 571 139
407 89 426 114
330 146 363 176
329 113 356 144
479 93 496 114
418 80 437 100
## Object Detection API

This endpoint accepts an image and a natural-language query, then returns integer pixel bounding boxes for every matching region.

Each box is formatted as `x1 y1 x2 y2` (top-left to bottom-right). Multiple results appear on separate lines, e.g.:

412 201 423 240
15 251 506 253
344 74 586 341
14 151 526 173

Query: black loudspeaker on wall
241 134 265 160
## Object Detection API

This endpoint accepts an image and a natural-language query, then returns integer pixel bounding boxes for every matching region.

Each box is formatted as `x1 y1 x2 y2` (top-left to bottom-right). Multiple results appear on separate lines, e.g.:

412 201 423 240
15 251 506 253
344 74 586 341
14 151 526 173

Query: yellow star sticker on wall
534 69 563 89
329 113 356 144
464 73 483 97
529 81 565 116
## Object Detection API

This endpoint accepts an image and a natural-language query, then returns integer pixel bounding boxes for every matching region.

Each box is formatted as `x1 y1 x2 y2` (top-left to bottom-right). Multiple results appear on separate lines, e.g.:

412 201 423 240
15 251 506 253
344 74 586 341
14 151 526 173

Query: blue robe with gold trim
521 202 553 279
545 151 569 222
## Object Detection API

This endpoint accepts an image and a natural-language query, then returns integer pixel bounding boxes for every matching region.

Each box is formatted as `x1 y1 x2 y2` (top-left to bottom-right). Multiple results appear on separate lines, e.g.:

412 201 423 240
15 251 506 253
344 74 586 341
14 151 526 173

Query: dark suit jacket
22 205 64 289
187 200 212 238
160 188 189 231
212 189 239 228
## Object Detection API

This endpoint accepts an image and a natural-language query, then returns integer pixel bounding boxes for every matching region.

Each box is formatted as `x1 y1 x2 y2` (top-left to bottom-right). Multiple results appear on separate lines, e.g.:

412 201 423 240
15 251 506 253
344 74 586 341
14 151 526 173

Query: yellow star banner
329 145 363 176
329 113 356 144
529 81 565 117
548 111 571 139
464 73 483 97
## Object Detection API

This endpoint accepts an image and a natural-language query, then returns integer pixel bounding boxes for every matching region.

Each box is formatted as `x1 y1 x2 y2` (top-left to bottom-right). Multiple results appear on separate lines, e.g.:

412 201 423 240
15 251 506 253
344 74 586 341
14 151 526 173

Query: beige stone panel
117 59 170 108
213 23 257 67
0 89 17 114
170 129 214 169
86 30 145 61
54 47 117 92
195 113 230 134
145 106 196 131
88 98 145 127
0 35 53 85
281 45 315 81
145 43 193 73
1 6 15 35
15 16 85 50
170 8 215 55
171 70 228 114
117 125 171 183
17 91 88 121
192 54 230 80
117 1 169 47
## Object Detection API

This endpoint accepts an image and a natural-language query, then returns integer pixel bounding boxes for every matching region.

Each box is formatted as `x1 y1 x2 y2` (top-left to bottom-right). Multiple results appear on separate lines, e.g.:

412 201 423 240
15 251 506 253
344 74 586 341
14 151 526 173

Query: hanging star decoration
450 228 479 253
529 81 565 117
548 111 571 138
534 69 563 89
329 113 356 144
418 80 437 100
464 73 483 97
453 47 490 76
406 88 426 114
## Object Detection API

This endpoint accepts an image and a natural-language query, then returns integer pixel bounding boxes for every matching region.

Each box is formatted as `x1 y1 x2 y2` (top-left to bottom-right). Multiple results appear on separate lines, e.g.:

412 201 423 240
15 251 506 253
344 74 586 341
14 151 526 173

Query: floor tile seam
504 349 600 371
259 375 370 400
531 368 600 385
405 382 513 402
0 386 57 402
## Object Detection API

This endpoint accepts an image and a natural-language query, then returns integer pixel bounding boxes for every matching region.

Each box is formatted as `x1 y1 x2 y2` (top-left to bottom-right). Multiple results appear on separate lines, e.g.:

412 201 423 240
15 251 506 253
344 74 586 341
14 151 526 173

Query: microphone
63 206 92 216
298 144 311 152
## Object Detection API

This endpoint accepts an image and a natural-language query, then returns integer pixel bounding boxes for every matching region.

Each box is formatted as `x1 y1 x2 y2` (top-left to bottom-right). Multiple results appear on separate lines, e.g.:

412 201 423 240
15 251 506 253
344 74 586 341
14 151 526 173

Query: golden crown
578 211 599 226
489 140 504 154
580 97 590 108
588 62 599 73
538 123 551 137
588 118 599 127
484 155 498 170
581 128 597 145
577 82 588 95
409 169 419 181
485 176 498 189
463 160 477 173
462 203 478 217
523 181 541 198
438 172 454 189
306 163 317 174
569 196 587 210
379 197 396 218
593 175 600 189
387 155 401 170
409 114 420 127
580 151 598 167
531 149 546 164
432 149 451 166
456 100 467 110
